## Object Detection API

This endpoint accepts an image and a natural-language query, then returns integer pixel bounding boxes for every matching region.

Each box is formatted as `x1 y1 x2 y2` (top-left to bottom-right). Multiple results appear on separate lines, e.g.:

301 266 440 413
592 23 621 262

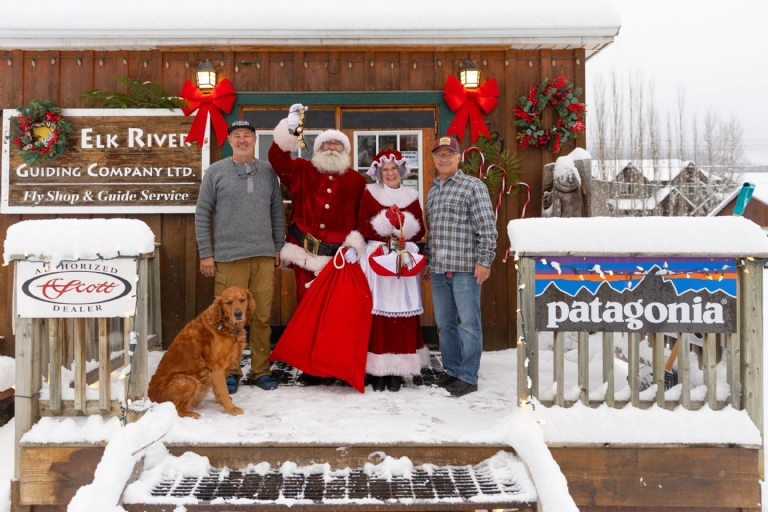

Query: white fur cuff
400 211 421 241
280 243 331 273
343 230 366 259
370 211 422 241
371 210 397 238
366 347 431 376
273 118 302 153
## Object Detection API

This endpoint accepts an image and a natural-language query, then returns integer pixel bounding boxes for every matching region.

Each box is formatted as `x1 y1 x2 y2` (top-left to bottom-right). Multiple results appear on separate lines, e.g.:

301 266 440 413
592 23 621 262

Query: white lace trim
371 308 423 318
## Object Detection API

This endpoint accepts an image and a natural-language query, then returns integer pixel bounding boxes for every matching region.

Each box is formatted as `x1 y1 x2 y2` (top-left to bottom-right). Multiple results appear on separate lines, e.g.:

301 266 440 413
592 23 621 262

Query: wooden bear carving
542 153 592 217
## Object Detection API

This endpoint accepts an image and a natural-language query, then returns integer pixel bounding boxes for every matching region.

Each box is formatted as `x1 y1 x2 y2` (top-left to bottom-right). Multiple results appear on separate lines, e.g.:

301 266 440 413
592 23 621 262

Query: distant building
711 181 768 230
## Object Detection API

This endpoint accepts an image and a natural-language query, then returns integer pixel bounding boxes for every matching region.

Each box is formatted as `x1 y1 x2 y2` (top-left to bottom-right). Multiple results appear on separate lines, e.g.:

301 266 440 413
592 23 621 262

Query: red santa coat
268 119 367 302
358 184 430 377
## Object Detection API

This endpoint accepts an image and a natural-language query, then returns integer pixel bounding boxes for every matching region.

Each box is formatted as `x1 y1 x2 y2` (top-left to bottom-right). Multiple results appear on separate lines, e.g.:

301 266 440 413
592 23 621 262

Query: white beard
312 150 350 174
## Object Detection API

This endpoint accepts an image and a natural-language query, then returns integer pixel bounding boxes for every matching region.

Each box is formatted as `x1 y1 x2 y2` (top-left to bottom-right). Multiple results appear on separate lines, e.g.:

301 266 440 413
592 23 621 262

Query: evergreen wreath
8 100 72 164
513 76 586 154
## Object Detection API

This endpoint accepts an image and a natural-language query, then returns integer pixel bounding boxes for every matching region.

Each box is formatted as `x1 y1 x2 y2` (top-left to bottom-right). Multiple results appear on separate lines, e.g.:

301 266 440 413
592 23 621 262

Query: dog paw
179 411 201 419
226 406 244 416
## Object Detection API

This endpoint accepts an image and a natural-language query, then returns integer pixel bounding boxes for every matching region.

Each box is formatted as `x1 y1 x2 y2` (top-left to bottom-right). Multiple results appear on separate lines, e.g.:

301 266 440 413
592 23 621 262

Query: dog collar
218 322 243 334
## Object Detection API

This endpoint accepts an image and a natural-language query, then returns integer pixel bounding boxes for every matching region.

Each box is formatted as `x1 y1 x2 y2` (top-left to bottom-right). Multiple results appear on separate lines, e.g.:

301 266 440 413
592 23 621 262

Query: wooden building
0 2 619 357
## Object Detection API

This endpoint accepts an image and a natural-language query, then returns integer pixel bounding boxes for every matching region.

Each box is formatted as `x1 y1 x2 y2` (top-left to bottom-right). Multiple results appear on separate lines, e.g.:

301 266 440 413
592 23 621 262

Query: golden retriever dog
148 286 255 418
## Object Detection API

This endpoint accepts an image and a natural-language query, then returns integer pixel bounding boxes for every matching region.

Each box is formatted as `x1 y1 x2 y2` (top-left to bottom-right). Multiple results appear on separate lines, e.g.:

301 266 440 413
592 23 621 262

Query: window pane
299 134 318 160
399 134 418 152
378 135 397 151
257 134 274 160
358 135 376 168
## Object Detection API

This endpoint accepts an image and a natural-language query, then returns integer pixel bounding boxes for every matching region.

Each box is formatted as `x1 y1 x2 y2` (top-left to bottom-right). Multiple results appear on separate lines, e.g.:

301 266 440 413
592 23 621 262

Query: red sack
270 249 373 392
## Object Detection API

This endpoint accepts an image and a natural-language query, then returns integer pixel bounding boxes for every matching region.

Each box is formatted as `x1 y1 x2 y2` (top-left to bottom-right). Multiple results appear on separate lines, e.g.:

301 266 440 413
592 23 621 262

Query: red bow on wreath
443 76 499 142
180 79 236 147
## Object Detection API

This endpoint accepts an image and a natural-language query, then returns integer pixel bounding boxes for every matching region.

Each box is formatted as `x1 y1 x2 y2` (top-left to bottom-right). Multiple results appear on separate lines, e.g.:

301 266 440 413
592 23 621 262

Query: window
253 130 322 161
353 130 423 196
620 182 635 196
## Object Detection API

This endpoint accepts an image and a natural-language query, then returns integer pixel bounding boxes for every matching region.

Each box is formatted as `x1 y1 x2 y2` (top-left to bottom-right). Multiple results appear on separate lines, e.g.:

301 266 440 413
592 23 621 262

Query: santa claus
268 103 367 304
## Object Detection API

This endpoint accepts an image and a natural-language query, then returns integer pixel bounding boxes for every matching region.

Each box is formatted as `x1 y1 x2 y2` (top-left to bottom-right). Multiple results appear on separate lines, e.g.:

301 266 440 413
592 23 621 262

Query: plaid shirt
424 170 497 272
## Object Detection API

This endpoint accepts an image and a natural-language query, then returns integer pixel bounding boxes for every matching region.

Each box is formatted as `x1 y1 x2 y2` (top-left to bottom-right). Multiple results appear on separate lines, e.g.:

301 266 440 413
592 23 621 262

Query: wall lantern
459 59 480 88
196 61 217 91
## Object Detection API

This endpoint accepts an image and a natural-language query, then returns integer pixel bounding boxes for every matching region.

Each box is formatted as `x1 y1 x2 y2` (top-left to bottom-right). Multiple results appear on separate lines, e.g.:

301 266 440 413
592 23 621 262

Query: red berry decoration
513 76 586 154
7 99 72 164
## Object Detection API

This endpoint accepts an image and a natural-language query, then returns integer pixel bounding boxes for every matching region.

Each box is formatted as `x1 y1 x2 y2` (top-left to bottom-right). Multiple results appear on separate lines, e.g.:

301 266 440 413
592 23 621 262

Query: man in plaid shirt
423 136 497 397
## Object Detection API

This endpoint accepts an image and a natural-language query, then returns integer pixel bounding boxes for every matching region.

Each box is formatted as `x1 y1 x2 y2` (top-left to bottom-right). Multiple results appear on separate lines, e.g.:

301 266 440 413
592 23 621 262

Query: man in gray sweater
195 119 285 392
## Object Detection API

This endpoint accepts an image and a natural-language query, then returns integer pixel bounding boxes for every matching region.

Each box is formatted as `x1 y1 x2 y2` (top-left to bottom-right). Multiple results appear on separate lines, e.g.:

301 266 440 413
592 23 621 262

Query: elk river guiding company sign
534 256 737 333
15 258 138 318
1 109 210 213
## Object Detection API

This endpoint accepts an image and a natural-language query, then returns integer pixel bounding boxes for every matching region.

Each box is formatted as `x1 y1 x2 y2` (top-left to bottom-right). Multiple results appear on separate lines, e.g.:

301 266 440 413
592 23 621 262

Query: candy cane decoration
503 182 531 263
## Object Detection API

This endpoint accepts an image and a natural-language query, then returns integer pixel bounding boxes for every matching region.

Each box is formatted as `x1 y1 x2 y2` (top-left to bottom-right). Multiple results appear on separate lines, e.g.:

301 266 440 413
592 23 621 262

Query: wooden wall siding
718 197 768 228
0 48 586 356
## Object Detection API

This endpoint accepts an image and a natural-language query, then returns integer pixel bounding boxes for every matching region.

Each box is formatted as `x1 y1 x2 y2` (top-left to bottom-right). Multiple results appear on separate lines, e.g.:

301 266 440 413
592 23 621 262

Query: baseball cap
432 136 459 153
227 119 256 134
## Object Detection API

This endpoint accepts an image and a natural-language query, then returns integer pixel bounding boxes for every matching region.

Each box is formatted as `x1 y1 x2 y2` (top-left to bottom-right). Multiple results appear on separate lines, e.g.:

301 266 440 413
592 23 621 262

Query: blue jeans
431 272 482 385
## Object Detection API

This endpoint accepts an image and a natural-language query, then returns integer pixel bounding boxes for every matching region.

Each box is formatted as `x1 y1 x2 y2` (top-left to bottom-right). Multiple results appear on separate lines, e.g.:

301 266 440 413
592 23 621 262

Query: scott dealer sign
16 259 138 318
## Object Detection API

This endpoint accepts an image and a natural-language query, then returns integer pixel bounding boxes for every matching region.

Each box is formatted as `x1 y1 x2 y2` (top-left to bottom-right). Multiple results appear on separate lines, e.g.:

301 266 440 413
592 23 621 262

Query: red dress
358 184 429 377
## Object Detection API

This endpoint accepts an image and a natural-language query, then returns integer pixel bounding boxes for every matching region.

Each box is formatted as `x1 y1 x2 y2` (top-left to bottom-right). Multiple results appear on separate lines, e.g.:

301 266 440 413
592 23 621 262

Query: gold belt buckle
303 233 320 256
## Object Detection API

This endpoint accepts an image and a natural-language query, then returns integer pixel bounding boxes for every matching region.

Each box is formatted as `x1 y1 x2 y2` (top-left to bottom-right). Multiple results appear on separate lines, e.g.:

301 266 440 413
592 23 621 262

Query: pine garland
459 135 521 202
81 76 186 109
8 100 72 164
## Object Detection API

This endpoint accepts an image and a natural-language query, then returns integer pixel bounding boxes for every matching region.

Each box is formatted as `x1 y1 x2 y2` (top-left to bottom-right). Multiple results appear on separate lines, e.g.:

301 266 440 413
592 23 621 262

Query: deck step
122 450 537 511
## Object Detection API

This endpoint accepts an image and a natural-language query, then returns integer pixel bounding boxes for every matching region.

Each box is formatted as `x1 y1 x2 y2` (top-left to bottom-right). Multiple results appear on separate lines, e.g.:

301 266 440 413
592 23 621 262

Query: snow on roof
708 174 768 216
508 216 768 257
592 159 697 182
3 219 156 268
0 0 620 53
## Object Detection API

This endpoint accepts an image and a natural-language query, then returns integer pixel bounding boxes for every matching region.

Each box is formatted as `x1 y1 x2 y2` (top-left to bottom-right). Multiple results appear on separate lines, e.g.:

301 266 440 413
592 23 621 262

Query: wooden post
553 331 565 407
152 245 163 349
629 332 640 408
739 258 763 478
48 318 62 416
602 332 614 407
516 256 536 404
727 332 741 409
652 333 665 408
73 318 87 414
123 316 134 367
14 317 37 480
98 318 111 413
680 333 691 409
578 331 589 406
704 333 717 409
128 256 150 422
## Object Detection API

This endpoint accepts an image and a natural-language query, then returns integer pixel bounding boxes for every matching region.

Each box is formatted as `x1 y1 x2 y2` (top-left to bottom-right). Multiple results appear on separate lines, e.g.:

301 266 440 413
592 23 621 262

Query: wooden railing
516 256 763 429
13 245 161 480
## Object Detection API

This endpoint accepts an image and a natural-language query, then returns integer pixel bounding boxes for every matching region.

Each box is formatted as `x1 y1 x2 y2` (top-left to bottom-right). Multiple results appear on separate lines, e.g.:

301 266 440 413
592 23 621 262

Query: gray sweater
195 157 285 262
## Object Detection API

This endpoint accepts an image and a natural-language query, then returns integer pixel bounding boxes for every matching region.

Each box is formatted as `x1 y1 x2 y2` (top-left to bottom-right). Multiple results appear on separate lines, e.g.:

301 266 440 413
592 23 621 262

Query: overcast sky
585 0 768 165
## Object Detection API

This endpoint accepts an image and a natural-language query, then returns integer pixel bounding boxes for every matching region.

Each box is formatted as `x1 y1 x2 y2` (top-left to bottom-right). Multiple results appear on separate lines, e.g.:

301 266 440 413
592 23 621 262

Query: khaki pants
215 256 274 379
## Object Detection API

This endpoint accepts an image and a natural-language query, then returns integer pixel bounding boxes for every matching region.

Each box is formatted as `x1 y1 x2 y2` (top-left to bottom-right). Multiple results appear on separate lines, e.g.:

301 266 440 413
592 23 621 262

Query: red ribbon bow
180 79 236 147
443 76 499 142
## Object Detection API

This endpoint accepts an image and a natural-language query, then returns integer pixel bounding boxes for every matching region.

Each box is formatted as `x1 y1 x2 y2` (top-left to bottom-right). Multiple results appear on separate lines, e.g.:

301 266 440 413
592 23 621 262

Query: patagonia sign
534 257 736 333
15 258 138 318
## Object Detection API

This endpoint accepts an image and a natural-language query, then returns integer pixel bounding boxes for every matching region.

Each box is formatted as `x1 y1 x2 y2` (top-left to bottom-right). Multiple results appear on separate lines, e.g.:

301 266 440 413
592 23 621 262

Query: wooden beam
39 399 121 417
578 331 589 406
739 258 763 478
652 333 664 408
73 318 86 415
629 332 640 407
13 316 36 481
553 331 564 407
727 331 741 409
518 256 537 399
48 318 62 416
602 332 614 407
128 256 150 422
680 333 691 409
123 316 133 367
703 332 717 409
98 318 111 413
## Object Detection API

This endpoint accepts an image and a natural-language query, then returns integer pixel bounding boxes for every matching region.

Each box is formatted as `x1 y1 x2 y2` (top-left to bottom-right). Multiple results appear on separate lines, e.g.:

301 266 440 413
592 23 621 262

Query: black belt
289 224 342 257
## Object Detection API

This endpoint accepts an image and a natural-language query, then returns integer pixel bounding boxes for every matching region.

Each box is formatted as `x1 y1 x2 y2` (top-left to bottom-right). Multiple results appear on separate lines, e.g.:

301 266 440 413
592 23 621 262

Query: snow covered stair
121 450 537 510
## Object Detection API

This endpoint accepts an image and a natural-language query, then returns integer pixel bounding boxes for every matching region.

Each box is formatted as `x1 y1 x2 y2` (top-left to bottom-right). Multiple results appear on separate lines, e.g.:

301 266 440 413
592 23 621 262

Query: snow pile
569 147 592 161
38 357 125 402
363 455 415 480
123 449 212 507
508 216 768 256
0 356 14 393
67 402 178 512
3 218 155 267
553 156 581 185
22 414 122 445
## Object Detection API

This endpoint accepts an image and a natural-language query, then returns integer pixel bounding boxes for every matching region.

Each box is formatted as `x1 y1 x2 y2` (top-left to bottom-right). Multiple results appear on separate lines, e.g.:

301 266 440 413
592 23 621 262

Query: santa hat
313 130 351 154
366 149 411 181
